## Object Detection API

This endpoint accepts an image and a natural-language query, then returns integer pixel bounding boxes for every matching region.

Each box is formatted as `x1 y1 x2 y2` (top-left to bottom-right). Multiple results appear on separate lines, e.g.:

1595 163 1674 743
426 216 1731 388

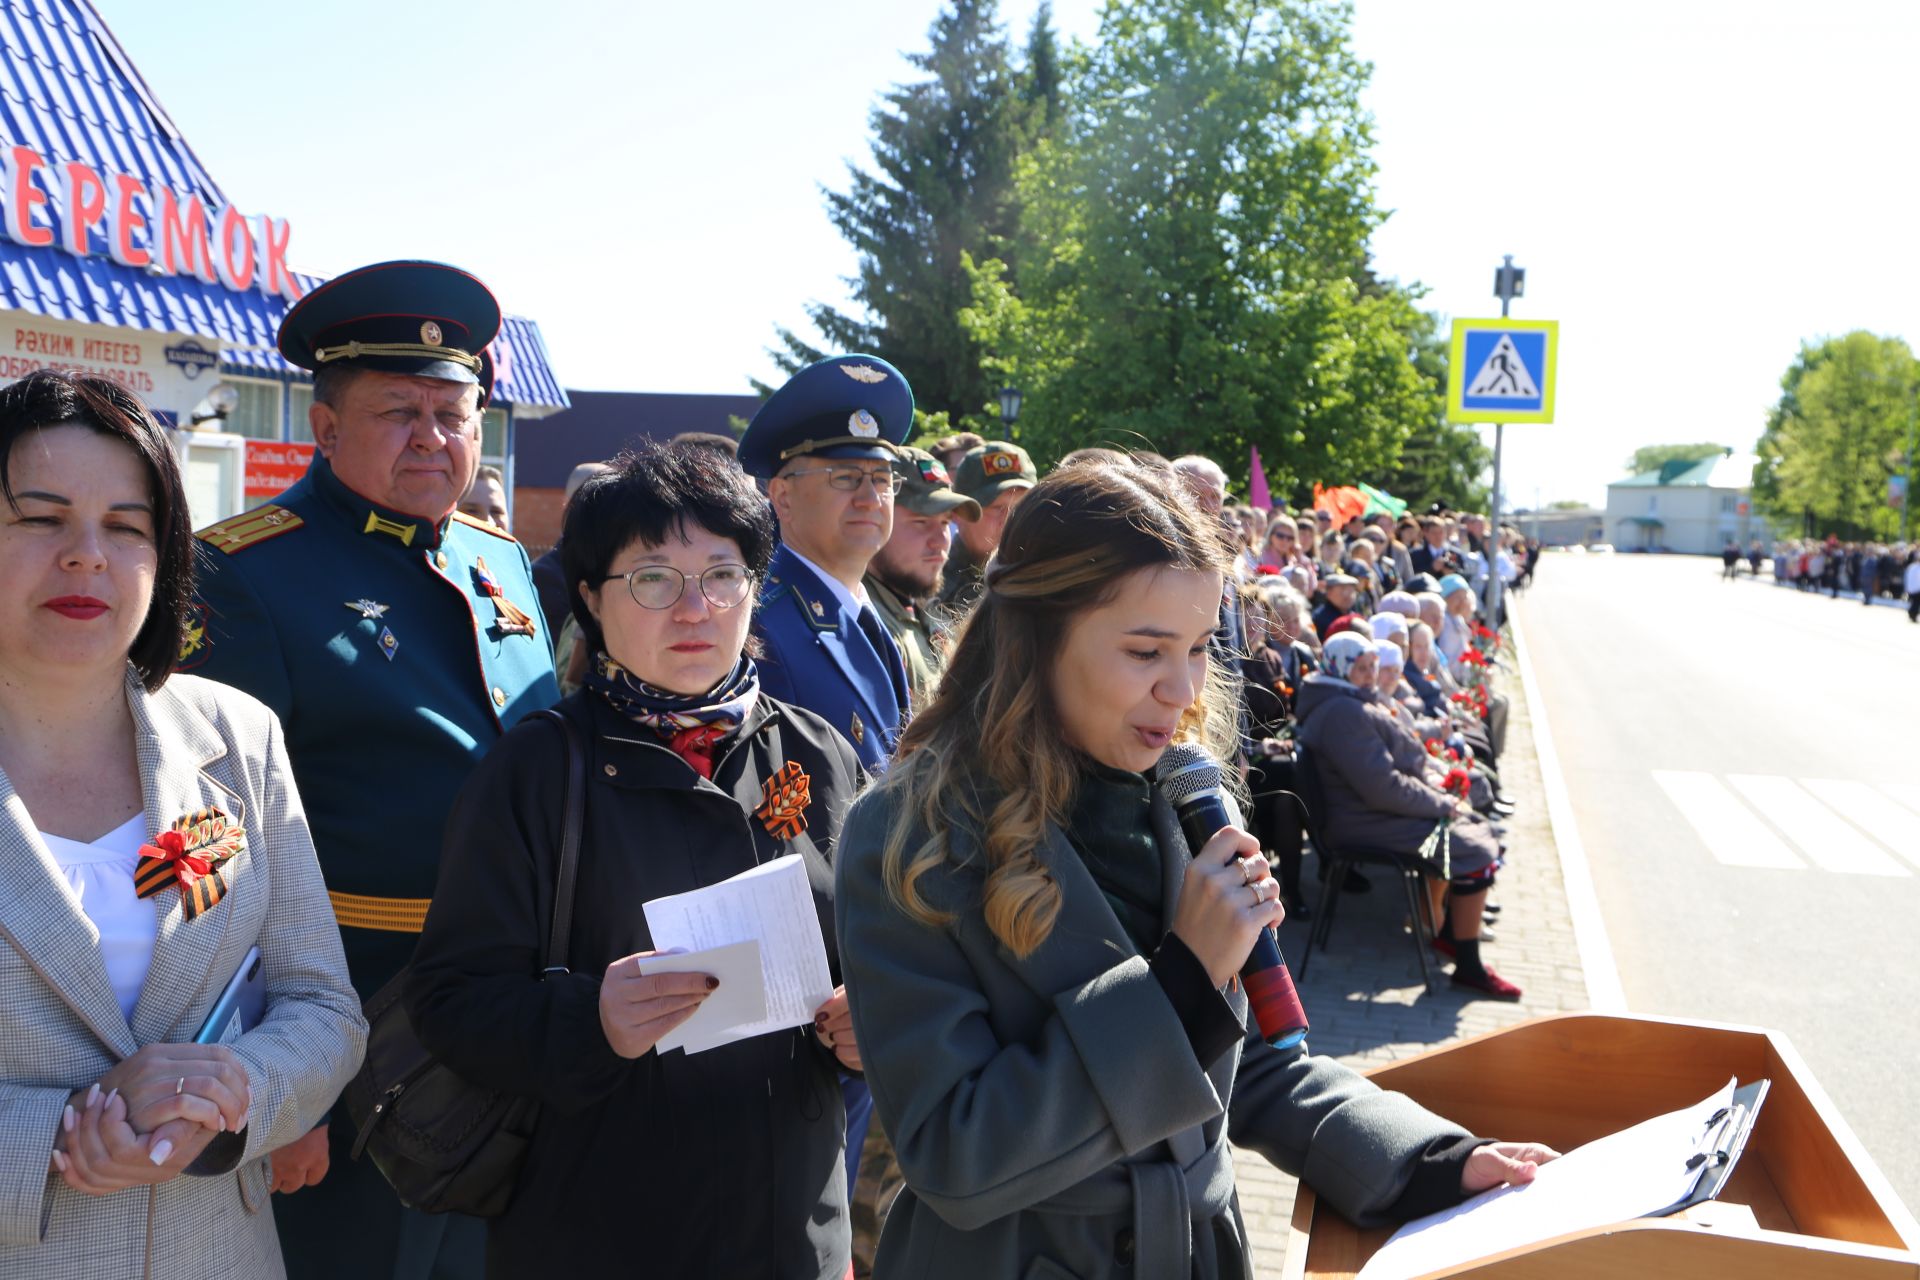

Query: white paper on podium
642 854 835 1055
1356 1078 1736 1280
633 940 766 1055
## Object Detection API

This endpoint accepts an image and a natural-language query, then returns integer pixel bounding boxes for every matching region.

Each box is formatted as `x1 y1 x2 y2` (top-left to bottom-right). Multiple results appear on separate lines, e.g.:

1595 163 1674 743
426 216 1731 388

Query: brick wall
513 486 566 556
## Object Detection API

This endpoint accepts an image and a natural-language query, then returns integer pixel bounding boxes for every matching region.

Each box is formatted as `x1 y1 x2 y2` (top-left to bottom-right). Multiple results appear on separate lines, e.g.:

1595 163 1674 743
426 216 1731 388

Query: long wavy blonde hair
877 456 1240 958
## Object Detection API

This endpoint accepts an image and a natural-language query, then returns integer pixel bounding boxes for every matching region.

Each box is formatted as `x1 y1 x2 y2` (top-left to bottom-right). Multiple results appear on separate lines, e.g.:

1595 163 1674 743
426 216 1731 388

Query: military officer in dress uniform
739 354 914 1269
863 446 978 709
183 260 558 1280
740 353 913 773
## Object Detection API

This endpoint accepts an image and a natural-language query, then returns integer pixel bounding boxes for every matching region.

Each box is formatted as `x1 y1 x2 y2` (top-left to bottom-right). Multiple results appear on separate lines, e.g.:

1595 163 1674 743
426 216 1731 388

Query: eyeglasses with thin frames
601 563 756 611
780 465 902 497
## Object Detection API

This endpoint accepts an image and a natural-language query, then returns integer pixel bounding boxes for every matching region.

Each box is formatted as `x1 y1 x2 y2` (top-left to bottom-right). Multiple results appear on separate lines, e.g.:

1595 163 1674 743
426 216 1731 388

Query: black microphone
1158 743 1309 1051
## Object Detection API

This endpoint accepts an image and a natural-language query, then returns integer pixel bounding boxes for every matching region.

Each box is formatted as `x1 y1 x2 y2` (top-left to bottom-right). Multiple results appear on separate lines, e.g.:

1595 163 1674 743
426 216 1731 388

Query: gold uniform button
491 687 506 707
435 551 449 570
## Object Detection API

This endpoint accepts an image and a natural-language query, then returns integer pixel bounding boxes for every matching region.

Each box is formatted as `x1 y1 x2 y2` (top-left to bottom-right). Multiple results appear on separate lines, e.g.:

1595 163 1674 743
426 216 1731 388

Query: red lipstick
45 596 109 620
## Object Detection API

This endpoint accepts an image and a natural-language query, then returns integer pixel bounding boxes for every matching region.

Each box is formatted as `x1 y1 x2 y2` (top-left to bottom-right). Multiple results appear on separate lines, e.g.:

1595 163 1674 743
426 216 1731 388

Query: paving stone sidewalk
1232 652 1592 1276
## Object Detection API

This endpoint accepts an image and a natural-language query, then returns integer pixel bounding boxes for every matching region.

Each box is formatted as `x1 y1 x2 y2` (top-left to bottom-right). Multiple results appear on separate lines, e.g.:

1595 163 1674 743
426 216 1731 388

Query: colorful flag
1357 482 1408 518
1312 484 1368 526
1248 446 1272 511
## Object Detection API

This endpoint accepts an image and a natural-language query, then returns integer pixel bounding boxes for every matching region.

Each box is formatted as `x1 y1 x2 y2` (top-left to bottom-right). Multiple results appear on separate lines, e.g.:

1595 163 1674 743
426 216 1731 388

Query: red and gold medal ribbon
134 808 244 920
755 761 812 839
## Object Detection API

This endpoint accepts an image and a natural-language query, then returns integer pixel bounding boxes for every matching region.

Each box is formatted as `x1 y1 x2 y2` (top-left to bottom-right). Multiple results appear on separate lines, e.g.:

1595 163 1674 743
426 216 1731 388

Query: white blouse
41 815 157 1021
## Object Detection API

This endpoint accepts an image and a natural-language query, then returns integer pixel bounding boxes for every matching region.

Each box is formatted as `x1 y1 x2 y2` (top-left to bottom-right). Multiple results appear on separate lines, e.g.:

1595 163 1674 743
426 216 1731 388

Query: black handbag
341 709 586 1217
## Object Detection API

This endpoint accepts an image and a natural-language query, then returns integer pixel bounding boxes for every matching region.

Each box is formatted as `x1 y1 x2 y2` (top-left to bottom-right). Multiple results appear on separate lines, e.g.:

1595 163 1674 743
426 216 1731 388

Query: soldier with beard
864 447 979 709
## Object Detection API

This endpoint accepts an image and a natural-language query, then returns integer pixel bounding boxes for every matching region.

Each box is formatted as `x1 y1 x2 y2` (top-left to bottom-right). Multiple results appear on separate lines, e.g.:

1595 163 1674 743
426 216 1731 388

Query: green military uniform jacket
184 454 560 1000
863 574 945 711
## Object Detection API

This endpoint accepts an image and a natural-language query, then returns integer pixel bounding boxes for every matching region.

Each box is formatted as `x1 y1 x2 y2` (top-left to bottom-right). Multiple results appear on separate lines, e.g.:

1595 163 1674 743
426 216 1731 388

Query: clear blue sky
98 0 1920 506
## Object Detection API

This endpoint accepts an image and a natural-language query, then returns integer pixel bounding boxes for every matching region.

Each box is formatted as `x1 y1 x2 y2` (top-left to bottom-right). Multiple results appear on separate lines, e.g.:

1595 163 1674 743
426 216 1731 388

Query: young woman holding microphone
835 457 1555 1279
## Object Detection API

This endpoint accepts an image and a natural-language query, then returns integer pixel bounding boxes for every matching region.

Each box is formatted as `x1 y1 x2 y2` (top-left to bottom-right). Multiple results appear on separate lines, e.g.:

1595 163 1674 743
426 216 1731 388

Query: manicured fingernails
706 976 720 991
148 1139 173 1166
50 1150 67 1173
61 1105 75 1134
814 1011 827 1025
103 1088 117 1108
85 1084 99 1108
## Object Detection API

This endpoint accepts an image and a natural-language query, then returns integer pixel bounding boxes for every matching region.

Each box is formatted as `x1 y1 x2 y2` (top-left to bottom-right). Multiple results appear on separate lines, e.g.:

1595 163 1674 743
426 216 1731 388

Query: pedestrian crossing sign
1447 318 1559 423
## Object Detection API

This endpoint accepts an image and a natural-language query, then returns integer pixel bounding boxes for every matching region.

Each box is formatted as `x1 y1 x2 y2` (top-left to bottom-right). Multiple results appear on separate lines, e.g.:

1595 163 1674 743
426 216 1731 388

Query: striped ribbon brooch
134 808 245 919
755 762 811 839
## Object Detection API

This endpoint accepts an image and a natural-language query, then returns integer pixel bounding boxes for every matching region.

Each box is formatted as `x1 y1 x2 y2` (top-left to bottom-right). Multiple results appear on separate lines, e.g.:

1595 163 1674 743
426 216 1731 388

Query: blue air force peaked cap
278 260 502 405
738 354 913 480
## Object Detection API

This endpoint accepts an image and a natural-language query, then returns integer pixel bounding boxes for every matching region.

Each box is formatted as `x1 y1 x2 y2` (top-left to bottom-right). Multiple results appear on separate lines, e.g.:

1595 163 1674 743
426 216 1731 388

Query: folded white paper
634 940 766 1055
642 854 835 1055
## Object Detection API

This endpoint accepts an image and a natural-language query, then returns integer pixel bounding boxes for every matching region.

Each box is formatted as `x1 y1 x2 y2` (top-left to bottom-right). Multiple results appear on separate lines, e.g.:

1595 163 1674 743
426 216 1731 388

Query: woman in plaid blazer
0 371 365 1278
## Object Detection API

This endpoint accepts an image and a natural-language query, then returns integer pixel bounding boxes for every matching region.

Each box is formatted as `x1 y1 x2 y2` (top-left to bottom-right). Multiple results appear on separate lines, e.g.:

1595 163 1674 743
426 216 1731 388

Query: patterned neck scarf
588 652 761 779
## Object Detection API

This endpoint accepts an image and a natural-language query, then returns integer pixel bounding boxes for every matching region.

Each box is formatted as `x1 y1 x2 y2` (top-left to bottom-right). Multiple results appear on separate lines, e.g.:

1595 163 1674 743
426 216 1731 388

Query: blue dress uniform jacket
753 544 908 773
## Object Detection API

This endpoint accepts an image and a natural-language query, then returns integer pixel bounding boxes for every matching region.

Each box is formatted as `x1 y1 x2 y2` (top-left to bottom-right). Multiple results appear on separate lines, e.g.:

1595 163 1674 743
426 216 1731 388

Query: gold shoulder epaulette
196 504 304 554
450 510 517 541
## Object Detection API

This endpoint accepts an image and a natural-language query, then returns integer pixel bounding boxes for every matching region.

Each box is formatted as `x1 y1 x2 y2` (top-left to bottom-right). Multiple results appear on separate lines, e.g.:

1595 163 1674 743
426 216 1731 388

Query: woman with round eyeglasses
407 440 867 1278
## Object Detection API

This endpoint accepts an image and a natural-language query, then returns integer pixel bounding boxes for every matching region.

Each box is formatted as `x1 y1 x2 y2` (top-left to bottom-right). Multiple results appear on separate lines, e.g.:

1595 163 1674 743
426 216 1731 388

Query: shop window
288 383 314 441
480 407 508 467
222 378 284 442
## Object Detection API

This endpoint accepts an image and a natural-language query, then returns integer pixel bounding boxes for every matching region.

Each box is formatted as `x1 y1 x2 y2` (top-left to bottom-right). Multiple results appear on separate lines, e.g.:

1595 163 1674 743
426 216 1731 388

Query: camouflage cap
893 446 981 520
953 440 1037 506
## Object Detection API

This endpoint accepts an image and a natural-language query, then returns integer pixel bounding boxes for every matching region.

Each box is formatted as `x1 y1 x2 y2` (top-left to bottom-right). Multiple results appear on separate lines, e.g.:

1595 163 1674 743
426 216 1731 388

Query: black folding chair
1291 743 1449 994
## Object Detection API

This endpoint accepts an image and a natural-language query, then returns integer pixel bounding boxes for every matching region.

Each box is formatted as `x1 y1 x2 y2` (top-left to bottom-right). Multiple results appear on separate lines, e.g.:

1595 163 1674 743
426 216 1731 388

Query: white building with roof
1604 451 1776 554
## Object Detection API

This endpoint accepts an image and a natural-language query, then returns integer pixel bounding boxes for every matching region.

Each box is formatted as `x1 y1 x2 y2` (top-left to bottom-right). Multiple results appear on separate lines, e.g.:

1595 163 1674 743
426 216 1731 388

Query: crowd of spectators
1764 538 1920 621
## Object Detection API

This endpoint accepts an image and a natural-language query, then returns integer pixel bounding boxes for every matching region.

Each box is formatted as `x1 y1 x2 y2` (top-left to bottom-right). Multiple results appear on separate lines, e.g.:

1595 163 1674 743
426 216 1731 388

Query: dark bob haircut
0 369 194 691
560 438 775 654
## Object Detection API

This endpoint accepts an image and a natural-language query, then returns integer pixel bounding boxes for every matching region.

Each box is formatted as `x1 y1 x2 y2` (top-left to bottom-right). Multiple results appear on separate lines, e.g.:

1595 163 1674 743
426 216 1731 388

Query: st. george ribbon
1158 743 1310 1051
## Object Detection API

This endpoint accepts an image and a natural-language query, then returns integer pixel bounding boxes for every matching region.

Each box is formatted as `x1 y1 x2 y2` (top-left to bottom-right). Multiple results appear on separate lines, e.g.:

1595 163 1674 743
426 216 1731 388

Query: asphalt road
1515 552 1919 1219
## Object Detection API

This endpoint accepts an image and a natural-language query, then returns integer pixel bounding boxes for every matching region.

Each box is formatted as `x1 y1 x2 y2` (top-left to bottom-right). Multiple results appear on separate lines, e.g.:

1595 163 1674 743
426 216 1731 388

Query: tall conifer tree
768 0 1021 424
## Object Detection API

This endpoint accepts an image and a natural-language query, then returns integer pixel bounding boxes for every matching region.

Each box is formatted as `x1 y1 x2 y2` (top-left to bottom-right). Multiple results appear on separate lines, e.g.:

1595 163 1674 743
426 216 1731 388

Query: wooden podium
1282 1013 1920 1279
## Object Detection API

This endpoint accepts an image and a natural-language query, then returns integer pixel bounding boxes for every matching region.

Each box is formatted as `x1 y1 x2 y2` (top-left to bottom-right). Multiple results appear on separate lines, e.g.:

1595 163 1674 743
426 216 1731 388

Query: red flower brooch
133 808 245 919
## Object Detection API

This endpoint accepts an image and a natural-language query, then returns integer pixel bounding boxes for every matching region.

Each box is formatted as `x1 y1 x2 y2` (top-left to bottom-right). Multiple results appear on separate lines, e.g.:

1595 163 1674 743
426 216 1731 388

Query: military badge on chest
472 557 538 638
344 599 400 661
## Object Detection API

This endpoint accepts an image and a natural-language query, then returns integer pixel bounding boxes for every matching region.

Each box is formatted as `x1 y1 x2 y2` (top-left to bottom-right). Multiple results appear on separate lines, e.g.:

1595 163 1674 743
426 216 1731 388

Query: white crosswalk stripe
1725 775 1910 877
1877 783 1920 819
1800 780 1920 872
1651 771 1805 870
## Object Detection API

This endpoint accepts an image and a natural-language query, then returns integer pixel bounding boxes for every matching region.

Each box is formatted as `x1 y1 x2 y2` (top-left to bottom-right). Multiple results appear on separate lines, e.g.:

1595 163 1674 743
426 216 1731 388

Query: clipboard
1654 1077 1770 1217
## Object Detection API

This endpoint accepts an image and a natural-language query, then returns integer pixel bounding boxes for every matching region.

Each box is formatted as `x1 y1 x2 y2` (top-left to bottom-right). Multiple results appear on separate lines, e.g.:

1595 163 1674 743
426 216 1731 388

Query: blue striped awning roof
0 0 567 408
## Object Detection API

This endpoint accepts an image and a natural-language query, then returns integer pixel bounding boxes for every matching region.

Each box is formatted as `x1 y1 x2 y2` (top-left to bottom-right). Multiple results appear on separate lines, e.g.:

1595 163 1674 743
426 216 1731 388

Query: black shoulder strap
532 709 586 977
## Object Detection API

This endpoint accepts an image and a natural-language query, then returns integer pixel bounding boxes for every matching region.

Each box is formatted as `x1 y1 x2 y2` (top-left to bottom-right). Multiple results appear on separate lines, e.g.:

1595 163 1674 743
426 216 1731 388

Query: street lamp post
998 385 1024 430
1486 256 1525 623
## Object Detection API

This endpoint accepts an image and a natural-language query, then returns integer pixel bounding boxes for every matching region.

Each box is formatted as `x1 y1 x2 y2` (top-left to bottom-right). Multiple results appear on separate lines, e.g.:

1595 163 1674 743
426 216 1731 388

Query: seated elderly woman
0 370 364 1276
1293 634 1519 1000
1240 583 1321 915
407 440 866 1278
1369 641 1510 822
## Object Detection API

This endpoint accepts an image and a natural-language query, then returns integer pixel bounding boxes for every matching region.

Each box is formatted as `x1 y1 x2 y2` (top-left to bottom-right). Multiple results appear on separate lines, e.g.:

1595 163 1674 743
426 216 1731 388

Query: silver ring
822 1027 836 1048
1239 859 1254 886
1248 882 1262 909
175 1077 185 1096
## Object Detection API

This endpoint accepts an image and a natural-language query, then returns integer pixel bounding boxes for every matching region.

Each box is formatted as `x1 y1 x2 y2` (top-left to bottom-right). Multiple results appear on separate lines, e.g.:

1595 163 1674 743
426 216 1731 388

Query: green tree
1623 442 1729 476
1752 331 1917 540
1021 1 1063 130
766 0 1023 421
1385 305 1490 511
959 0 1438 491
